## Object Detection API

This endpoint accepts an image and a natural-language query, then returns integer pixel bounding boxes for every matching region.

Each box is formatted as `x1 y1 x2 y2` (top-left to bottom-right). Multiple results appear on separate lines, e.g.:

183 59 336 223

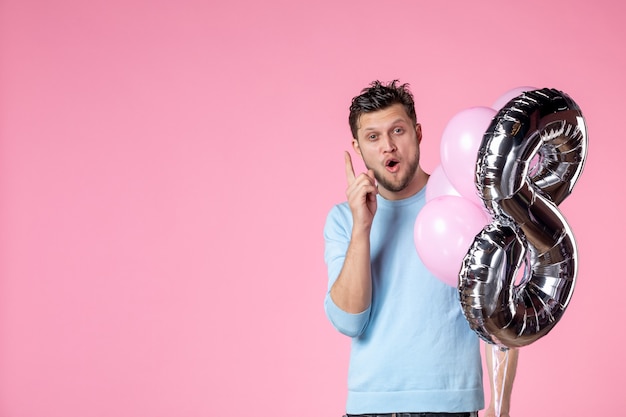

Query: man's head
348 80 417 140
347 80 427 200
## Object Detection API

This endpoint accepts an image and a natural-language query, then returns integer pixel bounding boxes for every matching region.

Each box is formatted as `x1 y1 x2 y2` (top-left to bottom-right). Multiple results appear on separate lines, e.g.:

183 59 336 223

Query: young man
324 80 517 417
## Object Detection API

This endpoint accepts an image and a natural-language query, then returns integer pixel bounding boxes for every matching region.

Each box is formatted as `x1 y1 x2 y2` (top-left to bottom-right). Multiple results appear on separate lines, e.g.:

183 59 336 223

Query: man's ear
415 123 423 144
352 138 362 157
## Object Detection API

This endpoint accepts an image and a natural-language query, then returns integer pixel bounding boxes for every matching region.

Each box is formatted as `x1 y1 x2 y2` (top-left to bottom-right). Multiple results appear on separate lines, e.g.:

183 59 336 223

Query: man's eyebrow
361 118 409 131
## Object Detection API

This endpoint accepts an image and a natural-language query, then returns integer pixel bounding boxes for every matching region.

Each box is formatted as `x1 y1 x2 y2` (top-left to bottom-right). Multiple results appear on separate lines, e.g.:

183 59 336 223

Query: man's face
353 103 422 198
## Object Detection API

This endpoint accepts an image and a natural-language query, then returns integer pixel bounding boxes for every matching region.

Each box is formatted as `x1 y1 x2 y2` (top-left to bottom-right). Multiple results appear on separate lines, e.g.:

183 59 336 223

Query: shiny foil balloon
459 88 588 348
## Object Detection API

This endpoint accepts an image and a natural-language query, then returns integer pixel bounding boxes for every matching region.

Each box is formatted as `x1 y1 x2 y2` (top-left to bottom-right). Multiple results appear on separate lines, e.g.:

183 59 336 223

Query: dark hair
348 80 417 139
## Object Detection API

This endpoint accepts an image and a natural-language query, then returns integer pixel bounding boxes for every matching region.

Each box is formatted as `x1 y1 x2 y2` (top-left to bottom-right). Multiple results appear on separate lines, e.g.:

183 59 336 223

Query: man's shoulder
324 202 352 234
326 201 351 217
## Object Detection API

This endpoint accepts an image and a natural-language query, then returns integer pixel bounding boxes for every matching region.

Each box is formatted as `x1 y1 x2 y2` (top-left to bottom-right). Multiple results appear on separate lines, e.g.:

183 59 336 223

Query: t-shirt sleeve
323 204 371 337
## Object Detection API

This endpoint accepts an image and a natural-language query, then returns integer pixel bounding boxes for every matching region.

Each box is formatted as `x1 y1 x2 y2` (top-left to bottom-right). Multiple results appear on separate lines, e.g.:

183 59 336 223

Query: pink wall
1 0 623 415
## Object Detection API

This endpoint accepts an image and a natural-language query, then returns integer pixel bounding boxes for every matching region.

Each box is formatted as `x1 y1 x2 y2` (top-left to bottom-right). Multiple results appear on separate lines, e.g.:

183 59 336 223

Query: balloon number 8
459 88 588 349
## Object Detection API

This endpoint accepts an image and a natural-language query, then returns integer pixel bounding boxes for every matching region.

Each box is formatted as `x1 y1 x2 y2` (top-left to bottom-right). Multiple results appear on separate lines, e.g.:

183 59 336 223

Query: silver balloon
459 88 588 348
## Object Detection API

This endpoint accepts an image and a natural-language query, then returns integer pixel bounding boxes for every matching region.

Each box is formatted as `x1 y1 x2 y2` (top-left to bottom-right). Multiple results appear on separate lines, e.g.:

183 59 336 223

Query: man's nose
381 134 396 152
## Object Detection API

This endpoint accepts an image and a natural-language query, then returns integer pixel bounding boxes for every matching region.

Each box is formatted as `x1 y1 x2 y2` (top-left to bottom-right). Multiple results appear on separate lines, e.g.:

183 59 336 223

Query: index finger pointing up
344 151 356 185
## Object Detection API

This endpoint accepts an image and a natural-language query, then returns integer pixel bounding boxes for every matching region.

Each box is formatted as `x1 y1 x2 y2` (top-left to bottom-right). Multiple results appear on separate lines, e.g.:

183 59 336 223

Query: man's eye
368 134 377 140
394 128 404 134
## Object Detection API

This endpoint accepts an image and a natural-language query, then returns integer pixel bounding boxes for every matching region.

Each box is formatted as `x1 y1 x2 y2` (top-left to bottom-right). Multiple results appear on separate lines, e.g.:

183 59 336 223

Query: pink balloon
440 106 496 203
426 164 460 202
491 86 537 111
414 195 489 287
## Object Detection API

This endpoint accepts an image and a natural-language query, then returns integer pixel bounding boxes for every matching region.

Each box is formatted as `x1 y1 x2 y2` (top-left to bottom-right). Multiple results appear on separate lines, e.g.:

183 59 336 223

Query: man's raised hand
344 151 377 231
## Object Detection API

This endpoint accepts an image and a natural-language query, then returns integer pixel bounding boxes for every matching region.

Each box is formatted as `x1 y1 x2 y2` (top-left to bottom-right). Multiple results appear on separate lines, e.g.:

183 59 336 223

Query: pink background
1 0 624 415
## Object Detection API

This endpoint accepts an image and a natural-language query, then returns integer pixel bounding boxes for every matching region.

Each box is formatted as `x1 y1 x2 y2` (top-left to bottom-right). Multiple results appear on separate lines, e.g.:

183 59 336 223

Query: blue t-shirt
324 187 484 414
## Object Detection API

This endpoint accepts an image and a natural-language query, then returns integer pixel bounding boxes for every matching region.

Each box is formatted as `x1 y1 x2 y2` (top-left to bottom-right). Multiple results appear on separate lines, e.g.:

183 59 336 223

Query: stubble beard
368 150 420 193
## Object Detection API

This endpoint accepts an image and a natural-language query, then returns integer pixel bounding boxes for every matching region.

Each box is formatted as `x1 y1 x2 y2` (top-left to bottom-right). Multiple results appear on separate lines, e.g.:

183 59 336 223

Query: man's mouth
385 159 399 172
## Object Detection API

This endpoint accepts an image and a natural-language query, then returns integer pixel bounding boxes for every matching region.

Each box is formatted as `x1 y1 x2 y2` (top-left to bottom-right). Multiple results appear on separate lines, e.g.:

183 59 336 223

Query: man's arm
329 221 372 313
329 152 377 313
483 345 518 417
